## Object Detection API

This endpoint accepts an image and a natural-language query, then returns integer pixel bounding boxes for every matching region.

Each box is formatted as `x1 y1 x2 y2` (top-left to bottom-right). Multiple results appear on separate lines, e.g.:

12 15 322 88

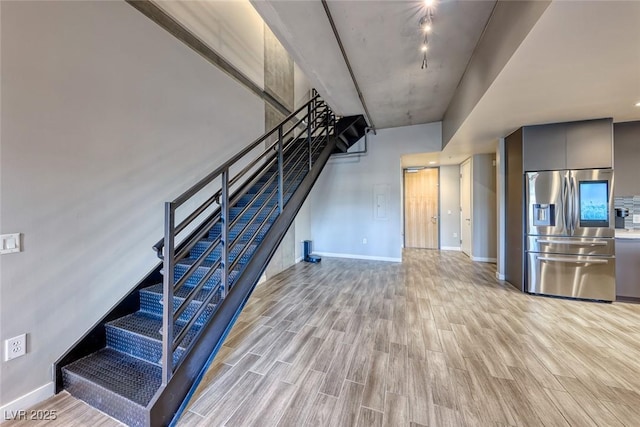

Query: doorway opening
404 167 439 249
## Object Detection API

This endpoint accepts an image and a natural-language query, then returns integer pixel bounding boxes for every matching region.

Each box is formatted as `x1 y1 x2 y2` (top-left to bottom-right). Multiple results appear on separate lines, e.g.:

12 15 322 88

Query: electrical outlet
362 238 367 244
5 334 26 361
453 232 458 238
634 214 640 224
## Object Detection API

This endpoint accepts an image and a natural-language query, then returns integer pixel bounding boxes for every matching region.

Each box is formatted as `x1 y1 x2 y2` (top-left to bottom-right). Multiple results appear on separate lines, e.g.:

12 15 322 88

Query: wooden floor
7 249 640 426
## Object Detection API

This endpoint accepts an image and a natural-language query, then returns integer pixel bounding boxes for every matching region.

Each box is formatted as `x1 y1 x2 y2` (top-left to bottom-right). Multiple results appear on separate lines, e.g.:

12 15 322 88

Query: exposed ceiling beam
320 0 376 133
441 0 551 148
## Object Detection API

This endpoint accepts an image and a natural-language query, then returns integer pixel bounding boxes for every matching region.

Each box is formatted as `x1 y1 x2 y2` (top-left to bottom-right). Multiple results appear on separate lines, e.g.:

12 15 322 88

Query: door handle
536 239 608 246
537 256 608 264
431 216 438 223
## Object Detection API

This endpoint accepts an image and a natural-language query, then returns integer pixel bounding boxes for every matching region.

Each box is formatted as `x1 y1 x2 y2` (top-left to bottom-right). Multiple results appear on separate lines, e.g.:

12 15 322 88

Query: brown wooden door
404 168 439 249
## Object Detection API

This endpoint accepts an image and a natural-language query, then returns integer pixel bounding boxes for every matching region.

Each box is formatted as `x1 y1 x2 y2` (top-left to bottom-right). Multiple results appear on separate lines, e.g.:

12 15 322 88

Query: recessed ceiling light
423 24 432 33
421 45 428 52
635 101 640 107
425 0 435 7
429 161 436 165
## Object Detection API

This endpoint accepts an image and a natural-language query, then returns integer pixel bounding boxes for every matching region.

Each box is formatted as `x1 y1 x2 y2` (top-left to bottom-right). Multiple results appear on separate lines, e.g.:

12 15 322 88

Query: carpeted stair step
62 348 161 426
189 241 257 264
208 220 273 243
105 312 199 366
230 206 275 222
234 193 274 208
139 282 222 325
173 259 240 288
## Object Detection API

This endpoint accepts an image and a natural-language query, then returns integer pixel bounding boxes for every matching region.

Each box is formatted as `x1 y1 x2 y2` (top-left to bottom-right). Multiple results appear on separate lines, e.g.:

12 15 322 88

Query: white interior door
460 159 472 256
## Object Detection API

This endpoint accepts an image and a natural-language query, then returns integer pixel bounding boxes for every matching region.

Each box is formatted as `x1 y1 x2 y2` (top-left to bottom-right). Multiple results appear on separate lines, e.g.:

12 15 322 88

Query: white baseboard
1 382 54 423
314 252 401 263
295 256 303 264
257 273 267 285
440 246 461 251
496 272 506 280
471 256 497 263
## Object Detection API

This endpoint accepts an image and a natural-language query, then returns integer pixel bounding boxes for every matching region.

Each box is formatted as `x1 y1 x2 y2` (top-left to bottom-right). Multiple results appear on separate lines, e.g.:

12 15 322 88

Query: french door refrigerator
526 169 615 301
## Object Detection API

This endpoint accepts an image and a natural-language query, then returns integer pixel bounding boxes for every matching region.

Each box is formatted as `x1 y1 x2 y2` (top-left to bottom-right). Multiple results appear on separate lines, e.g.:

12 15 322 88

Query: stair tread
63 348 161 407
106 312 199 350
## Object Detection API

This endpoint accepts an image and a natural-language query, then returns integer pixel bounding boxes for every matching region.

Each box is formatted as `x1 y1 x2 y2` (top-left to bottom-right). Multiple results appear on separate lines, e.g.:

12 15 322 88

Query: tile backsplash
614 196 640 229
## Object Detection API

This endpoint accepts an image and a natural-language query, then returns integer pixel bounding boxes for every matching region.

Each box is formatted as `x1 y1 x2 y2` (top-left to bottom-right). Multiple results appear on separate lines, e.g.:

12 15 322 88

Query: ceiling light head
424 0 435 7
635 101 640 107
421 44 428 52
421 55 428 70
423 24 432 33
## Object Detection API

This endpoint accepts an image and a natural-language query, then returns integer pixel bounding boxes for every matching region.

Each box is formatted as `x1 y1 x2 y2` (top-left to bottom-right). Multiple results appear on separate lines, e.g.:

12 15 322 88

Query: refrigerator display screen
579 180 609 227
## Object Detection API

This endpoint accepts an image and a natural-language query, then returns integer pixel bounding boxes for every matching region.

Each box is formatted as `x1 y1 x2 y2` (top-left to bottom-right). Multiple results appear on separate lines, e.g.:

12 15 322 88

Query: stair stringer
147 134 340 427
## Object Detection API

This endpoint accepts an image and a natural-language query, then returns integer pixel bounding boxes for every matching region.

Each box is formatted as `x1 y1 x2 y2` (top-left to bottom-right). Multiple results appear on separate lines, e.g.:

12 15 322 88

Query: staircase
54 95 366 426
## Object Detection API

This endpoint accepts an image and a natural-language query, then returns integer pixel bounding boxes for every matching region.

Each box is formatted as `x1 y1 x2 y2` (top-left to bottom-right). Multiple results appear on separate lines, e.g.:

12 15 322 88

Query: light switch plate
634 215 640 224
0 233 21 254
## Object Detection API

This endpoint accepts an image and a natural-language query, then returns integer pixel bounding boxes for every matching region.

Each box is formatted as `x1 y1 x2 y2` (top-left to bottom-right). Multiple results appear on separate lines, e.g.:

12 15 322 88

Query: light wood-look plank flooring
7 249 640 426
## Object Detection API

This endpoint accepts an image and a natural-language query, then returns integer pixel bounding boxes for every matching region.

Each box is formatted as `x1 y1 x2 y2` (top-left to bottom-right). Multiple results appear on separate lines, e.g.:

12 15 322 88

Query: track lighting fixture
418 2 435 70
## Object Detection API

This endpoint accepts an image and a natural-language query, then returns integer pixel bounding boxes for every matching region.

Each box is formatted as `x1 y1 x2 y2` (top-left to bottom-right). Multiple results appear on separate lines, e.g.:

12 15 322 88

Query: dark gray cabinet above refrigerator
523 118 613 172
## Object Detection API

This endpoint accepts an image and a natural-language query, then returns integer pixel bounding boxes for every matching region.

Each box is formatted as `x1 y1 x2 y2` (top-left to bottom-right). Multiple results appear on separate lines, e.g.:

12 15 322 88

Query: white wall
0 1 268 409
309 123 442 261
439 166 461 250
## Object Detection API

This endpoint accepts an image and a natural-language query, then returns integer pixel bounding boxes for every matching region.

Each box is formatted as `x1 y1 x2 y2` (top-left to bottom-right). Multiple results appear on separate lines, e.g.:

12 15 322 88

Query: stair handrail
153 93 321 258
159 93 335 385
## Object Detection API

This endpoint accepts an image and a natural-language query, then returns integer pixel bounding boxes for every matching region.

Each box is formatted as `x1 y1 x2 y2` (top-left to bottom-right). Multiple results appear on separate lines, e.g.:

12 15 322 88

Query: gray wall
309 123 442 261
614 121 640 196
439 166 462 249
472 154 498 260
263 24 296 279
0 1 273 407
292 63 312 262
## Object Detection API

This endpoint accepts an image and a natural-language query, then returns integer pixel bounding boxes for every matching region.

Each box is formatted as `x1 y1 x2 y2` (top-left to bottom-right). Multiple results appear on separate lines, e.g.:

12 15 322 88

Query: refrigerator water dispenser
533 204 555 226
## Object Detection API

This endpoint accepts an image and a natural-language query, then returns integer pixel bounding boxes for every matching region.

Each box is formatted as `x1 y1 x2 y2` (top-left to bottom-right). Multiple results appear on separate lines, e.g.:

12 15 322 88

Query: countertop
615 229 640 240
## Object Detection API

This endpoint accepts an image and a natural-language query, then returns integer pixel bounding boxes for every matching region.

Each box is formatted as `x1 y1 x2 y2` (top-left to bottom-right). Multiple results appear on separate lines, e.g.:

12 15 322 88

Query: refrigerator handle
563 176 570 234
570 174 577 235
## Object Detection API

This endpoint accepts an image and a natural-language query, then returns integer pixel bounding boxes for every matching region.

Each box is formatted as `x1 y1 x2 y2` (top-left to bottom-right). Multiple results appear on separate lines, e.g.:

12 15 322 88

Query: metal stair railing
153 94 335 385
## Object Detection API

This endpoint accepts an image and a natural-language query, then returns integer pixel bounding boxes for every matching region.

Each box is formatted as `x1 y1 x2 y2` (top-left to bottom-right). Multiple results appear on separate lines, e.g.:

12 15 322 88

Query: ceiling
252 0 496 129
254 0 640 166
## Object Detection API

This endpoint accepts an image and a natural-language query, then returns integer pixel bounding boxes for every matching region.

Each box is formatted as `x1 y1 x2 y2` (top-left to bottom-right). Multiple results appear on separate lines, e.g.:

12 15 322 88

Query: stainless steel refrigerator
525 169 615 301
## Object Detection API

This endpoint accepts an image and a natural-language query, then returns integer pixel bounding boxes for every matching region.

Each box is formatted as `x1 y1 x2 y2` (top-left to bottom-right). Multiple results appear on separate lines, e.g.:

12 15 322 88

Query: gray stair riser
105 324 185 367
63 369 148 427
138 289 218 326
